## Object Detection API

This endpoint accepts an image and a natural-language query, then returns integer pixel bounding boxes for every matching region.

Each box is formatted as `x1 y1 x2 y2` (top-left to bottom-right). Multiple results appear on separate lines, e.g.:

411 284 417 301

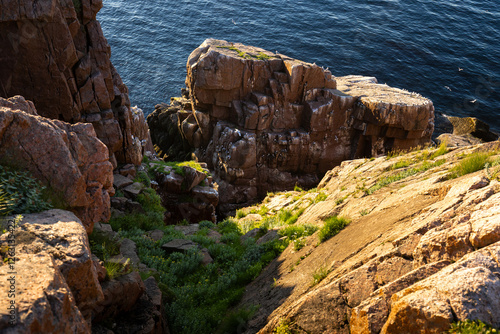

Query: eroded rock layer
148 39 435 214
0 0 149 166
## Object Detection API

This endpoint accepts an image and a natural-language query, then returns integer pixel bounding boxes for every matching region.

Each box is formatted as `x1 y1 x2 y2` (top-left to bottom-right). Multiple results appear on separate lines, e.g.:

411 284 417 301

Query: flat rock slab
122 182 144 198
174 224 200 236
162 239 198 254
113 174 134 189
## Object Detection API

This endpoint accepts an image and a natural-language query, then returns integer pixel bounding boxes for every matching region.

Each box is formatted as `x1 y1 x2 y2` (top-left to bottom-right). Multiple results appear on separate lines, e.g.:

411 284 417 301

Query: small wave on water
99 0 500 131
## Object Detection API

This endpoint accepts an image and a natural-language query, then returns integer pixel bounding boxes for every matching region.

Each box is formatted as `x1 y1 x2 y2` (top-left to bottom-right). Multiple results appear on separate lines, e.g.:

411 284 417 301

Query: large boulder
0 0 149 166
0 252 90 333
0 97 113 232
447 116 499 142
0 210 104 322
149 39 435 214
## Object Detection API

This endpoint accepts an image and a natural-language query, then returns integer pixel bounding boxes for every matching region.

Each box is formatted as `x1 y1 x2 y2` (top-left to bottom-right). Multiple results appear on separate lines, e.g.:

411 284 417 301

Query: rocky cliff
0 0 149 167
0 96 113 232
232 140 500 333
148 39 435 215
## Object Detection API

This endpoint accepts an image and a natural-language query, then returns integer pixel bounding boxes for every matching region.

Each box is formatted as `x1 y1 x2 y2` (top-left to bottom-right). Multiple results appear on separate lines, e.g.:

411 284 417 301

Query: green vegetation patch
448 151 498 179
368 159 446 194
0 165 52 215
449 319 498 334
121 218 288 334
318 216 350 243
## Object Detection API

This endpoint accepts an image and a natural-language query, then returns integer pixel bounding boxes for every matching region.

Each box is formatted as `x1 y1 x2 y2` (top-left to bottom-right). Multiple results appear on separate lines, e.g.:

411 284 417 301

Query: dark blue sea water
99 0 500 132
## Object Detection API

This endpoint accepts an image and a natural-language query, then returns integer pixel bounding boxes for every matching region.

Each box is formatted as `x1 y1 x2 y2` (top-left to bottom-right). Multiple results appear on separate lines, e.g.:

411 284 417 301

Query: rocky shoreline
1 0 500 333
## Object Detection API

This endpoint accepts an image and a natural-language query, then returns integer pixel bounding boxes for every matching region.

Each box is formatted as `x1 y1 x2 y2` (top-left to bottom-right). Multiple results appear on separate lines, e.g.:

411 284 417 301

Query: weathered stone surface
236 142 500 334
162 239 198 254
0 0 149 165
0 210 103 322
122 182 144 199
120 238 141 268
153 161 219 224
436 133 482 147
448 116 499 142
15 211 102 313
104 276 169 334
93 272 145 322
382 242 500 333
0 252 89 333
149 39 434 214
148 229 165 242
113 174 134 189
0 99 113 231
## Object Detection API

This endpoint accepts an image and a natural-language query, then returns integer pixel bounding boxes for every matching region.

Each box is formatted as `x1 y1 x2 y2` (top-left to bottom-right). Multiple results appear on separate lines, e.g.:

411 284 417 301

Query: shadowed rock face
0 96 113 232
0 0 148 166
149 39 435 215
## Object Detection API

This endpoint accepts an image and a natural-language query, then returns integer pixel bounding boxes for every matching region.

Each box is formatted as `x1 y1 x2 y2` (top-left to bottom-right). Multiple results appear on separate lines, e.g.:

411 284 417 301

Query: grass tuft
318 216 350 243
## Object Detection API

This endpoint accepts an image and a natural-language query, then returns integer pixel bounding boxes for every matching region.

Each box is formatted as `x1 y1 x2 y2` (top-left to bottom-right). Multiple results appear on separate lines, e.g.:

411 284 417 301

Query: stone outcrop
0 97 113 232
231 141 500 333
0 252 90 333
148 39 435 214
0 210 104 322
447 116 499 142
0 0 149 166
148 160 219 224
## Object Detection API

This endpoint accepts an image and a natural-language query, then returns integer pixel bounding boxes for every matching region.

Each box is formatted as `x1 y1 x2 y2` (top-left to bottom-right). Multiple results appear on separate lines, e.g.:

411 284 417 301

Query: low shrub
448 319 498 334
235 209 247 219
0 165 52 214
199 220 215 229
318 216 350 243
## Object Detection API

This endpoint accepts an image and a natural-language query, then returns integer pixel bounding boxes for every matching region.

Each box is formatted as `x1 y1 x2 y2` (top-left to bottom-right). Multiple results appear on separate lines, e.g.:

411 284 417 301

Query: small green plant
318 216 350 243
135 170 151 187
199 220 215 229
391 159 412 170
430 141 449 160
274 319 293 334
294 184 304 192
236 209 247 219
136 187 164 214
105 258 131 280
258 206 269 216
293 238 306 251
72 0 82 15
359 209 370 216
314 191 328 203
311 267 329 286
215 305 259 334
448 319 498 334
89 230 121 260
0 185 14 216
0 166 52 214
449 151 496 179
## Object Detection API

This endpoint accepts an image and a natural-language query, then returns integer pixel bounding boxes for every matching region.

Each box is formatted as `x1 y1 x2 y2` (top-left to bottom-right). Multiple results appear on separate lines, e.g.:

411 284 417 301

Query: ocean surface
98 0 500 132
